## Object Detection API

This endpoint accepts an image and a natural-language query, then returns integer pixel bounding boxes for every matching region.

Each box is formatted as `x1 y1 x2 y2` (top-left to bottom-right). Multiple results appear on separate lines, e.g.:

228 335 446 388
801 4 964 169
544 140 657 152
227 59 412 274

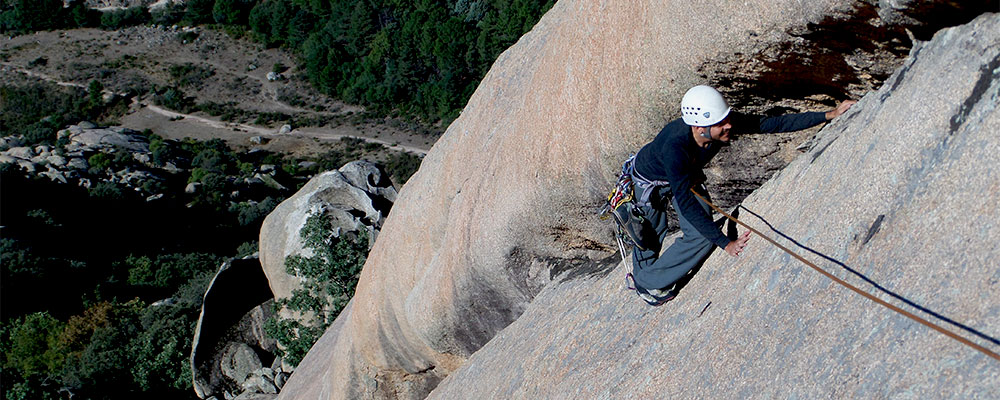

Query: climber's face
709 116 733 142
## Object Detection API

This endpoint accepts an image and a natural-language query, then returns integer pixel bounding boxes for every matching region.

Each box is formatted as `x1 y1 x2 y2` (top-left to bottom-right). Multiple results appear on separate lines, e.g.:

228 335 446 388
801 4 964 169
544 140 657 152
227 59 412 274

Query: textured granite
278 1 999 398
428 13 1000 399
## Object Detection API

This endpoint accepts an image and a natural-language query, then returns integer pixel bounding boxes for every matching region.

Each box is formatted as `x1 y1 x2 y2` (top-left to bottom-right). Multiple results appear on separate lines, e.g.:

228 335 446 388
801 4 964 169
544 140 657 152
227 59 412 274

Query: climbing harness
598 154 646 251
599 155 642 291
691 188 1000 362
600 154 679 305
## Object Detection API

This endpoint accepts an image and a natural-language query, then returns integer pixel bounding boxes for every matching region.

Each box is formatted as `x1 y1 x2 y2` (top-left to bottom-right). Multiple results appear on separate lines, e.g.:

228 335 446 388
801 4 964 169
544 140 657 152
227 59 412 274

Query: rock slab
429 13 1000 399
277 1 999 399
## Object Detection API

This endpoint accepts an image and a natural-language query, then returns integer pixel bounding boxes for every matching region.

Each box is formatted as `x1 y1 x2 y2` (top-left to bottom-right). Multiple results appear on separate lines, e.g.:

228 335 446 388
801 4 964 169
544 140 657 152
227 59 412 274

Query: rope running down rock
691 188 1000 362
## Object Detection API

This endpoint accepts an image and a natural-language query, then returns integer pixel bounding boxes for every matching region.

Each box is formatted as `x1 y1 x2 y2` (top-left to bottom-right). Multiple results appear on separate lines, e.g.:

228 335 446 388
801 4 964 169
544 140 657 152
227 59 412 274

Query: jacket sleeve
665 158 731 249
756 111 827 133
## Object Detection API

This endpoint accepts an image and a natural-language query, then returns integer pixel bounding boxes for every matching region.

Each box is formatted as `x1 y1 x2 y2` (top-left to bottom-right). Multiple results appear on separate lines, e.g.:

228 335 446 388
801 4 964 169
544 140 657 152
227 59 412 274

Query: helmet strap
699 126 712 140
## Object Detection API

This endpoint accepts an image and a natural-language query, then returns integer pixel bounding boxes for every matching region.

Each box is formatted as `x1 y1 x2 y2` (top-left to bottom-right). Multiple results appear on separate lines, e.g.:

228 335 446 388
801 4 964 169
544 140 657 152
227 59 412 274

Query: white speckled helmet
680 85 731 127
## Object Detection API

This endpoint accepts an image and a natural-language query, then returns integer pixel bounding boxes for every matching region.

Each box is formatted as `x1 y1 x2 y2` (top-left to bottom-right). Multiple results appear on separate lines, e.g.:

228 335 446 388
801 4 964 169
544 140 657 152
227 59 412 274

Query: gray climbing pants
631 184 723 291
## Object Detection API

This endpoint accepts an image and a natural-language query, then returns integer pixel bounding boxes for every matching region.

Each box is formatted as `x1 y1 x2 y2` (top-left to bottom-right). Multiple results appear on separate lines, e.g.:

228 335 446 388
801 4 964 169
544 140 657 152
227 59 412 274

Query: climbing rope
691 188 1000 362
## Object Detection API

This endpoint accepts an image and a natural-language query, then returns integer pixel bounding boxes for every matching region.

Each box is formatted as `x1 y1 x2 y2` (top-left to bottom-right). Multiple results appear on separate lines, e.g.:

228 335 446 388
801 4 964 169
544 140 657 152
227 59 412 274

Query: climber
625 85 856 305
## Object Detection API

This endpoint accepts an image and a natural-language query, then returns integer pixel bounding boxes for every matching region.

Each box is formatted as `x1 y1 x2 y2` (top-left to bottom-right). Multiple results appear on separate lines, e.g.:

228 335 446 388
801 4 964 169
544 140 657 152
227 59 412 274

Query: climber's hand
826 100 857 120
725 230 751 257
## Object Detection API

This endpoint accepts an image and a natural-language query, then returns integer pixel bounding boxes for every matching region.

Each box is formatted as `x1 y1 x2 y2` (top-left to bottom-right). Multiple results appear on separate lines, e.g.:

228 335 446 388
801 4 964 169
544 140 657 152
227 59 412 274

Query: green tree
1 0 63 33
213 0 255 25
265 212 368 366
125 252 221 289
99 6 151 30
183 0 215 25
2 312 67 379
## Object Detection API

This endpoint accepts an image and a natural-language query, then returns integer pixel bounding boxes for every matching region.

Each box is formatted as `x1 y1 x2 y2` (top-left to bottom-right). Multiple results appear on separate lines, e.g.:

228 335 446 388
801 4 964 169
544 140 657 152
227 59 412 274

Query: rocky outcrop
429 13 1000 397
278 1 998 398
59 124 150 153
259 160 397 316
191 258 276 399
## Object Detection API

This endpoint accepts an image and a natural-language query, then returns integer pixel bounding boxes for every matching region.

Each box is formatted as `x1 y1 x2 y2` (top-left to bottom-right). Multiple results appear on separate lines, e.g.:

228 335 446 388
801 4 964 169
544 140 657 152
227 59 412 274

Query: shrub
100 6 151 30
384 151 423 185
1 312 67 379
213 0 255 25
150 2 185 26
236 241 258 258
229 197 281 226
152 87 194 113
167 63 215 88
87 153 112 171
265 212 368 366
87 181 125 200
125 253 222 289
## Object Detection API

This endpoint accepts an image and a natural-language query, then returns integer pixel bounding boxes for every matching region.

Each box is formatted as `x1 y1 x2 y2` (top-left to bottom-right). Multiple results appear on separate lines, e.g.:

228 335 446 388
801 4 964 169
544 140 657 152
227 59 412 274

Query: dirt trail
143 102 429 155
2 60 429 156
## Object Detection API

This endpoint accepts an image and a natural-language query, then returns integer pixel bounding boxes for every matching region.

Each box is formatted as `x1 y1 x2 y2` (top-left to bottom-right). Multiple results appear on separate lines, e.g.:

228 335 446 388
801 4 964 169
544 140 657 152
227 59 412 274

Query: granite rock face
429 13 1000 398
278 1 998 398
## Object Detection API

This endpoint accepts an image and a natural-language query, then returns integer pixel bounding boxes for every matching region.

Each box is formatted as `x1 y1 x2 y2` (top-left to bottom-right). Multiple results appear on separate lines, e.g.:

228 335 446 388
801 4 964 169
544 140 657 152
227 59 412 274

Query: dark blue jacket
633 111 827 249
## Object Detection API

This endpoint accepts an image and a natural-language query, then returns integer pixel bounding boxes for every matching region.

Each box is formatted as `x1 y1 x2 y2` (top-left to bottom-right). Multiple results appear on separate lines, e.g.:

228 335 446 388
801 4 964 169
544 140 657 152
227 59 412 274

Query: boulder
186 182 201 194
163 162 183 174
0 136 23 150
5 146 35 160
60 125 150 153
277 125 292 134
67 158 89 170
133 153 152 165
45 155 68 168
259 161 396 319
191 258 275 399
15 159 36 173
30 155 49 165
233 393 276 400
220 342 261 384
39 170 68 184
241 372 278 394
253 174 286 191
277 1 999 400
0 155 16 165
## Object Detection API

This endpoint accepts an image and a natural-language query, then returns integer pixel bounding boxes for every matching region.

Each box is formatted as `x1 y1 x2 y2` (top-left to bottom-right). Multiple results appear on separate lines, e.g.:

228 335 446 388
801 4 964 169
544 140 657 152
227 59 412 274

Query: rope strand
691 188 1000 362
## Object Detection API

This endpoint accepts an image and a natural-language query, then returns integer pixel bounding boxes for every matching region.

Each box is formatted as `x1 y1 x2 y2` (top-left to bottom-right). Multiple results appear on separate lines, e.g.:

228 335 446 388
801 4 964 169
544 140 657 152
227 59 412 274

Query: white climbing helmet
680 85 731 127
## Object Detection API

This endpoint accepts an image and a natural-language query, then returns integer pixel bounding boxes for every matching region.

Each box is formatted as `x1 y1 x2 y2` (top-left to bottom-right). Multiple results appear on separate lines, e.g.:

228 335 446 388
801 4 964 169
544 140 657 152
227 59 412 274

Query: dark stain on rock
810 137 838 164
549 225 614 252
950 53 1000 134
862 214 886 246
553 254 619 283
882 44 923 103
447 278 527 356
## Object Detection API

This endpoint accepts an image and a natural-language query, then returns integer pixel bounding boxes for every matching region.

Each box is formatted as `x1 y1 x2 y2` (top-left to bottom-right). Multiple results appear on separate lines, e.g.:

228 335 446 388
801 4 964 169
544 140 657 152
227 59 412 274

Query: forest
2 0 552 398
2 0 555 124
